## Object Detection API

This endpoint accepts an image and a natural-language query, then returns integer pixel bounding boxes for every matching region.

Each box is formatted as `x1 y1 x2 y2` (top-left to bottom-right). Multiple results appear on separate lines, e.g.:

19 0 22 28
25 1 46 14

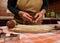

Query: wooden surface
0 25 60 43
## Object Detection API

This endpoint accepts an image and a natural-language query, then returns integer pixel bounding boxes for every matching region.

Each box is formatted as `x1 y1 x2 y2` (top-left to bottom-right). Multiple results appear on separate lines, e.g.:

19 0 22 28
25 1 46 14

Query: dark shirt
7 0 48 16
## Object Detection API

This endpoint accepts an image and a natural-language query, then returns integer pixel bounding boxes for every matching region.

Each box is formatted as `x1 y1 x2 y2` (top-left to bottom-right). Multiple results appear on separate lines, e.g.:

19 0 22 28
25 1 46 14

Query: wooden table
0 24 60 43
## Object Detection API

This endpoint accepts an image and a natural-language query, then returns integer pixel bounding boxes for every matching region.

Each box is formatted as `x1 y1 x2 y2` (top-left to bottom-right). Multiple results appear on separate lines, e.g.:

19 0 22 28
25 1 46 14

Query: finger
26 14 33 18
24 17 32 22
23 17 29 22
35 16 42 23
37 18 42 23
24 15 32 22
35 17 40 23
34 13 39 18
38 16 43 21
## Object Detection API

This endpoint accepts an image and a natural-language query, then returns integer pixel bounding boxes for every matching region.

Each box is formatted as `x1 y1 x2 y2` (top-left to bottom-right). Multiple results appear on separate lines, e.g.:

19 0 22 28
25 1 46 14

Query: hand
34 12 43 24
18 11 33 22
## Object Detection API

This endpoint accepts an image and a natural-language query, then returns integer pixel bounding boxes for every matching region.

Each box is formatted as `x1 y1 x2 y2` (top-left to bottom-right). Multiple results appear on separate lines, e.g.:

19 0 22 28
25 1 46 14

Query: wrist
40 9 46 15
38 11 44 15
18 11 25 16
18 11 24 14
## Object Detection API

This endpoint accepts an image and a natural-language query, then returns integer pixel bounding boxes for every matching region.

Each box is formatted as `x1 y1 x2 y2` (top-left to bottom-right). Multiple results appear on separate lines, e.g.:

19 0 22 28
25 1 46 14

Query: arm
34 0 48 24
40 0 48 14
7 0 33 22
41 0 48 11
7 0 19 15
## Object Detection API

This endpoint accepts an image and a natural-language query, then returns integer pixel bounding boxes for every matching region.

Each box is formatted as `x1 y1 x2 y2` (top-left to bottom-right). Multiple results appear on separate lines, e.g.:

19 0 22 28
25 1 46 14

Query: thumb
26 14 33 18
34 13 39 18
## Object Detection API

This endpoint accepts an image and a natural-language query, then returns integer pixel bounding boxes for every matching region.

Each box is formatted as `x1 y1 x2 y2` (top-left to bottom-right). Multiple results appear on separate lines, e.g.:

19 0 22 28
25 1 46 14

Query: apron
15 0 43 25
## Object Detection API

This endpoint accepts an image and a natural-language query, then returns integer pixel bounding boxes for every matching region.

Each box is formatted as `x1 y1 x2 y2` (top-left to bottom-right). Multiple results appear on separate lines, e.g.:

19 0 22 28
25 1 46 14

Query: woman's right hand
18 11 33 22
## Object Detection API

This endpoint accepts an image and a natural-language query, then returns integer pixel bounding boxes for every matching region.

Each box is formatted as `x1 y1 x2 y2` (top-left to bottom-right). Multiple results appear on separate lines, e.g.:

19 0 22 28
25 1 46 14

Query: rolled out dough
9 25 54 33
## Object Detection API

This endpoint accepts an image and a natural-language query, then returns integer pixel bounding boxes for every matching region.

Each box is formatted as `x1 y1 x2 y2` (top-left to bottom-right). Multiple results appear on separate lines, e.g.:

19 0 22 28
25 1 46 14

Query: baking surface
20 33 60 43
0 24 60 43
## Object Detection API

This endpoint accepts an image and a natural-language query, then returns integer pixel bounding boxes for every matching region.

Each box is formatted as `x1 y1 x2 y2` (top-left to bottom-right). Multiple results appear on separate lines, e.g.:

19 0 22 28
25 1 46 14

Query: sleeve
41 0 48 11
7 0 19 15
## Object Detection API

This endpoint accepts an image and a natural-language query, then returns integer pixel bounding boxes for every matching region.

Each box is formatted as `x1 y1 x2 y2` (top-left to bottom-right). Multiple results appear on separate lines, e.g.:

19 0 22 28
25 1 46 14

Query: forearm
7 0 19 16
39 0 48 15
8 6 19 15
40 9 46 15
41 0 48 11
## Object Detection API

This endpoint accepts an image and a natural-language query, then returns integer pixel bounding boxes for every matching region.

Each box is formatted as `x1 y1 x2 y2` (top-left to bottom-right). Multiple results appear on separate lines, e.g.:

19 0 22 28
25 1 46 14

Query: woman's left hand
34 12 43 24
34 9 46 24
